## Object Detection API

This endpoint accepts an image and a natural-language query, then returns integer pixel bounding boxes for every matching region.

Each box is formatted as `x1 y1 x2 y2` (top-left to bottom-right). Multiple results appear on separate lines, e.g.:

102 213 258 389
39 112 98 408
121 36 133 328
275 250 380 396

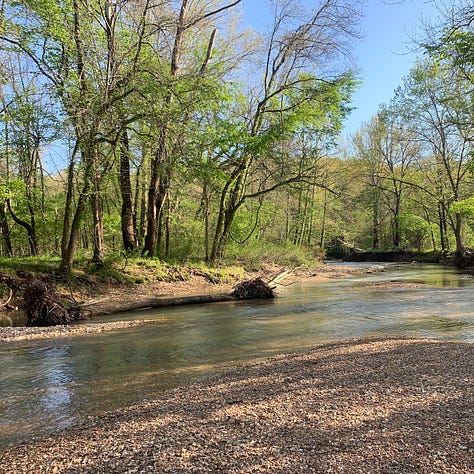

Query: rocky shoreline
1 337 472 473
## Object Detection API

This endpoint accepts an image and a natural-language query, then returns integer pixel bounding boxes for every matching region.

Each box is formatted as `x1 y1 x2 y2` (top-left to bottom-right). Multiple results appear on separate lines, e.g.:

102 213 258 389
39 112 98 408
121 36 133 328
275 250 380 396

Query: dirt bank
1 337 472 473
0 263 368 343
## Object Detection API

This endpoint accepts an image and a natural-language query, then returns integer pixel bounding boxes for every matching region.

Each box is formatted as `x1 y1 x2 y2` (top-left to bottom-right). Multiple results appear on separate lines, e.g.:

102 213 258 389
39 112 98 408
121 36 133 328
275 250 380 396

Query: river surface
1 263 473 448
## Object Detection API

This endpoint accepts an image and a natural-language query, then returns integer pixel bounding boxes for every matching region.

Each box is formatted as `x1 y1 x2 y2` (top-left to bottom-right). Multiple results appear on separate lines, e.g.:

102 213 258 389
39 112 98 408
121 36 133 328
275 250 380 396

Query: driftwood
23 281 80 327
1 272 276 324
0 272 80 326
81 293 236 317
268 269 294 285
230 278 275 299
82 278 276 318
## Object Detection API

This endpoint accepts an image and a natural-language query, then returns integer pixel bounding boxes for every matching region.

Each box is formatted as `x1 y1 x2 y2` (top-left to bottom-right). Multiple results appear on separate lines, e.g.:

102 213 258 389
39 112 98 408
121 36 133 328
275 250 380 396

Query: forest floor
0 337 472 473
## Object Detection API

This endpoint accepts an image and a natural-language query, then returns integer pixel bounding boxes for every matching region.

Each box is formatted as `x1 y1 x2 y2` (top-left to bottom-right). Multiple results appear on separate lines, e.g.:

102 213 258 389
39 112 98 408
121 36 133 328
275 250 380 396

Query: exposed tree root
231 277 275 299
0 272 81 326
0 273 276 325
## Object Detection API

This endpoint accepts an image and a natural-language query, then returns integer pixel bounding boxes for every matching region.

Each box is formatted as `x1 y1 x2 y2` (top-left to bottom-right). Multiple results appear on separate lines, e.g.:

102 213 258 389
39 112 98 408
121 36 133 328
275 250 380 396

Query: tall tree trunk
137 160 148 245
60 187 89 273
164 196 171 258
306 186 315 248
392 186 402 248
143 126 168 257
61 143 77 260
392 212 401 248
293 185 304 246
6 200 38 256
91 186 104 264
119 127 137 251
211 187 243 261
60 141 95 273
210 157 251 262
438 201 449 251
155 170 170 254
372 202 379 249
370 185 380 249
451 213 464 255
423 207 437 251
203 185 210 261
60 0 93 273
143 0 187 257
0 201 13 257
319 188 328 249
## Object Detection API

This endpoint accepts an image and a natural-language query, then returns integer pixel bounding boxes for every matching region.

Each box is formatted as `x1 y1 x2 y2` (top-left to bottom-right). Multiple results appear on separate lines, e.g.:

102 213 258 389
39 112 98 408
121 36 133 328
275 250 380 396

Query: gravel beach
1 337 473 473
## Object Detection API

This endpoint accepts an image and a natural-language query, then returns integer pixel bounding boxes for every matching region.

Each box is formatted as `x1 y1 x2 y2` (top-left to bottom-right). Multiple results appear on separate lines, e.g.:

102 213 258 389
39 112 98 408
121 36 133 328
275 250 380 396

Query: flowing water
1 263 473 448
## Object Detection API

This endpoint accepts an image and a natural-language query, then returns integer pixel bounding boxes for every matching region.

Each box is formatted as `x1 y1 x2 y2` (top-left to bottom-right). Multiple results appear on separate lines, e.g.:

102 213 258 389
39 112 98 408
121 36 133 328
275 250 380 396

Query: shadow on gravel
1 337 473 473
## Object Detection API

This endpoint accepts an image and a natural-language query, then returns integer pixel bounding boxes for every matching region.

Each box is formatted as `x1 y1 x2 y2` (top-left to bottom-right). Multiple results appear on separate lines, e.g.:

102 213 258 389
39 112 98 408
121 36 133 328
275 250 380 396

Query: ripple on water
1 264 473 448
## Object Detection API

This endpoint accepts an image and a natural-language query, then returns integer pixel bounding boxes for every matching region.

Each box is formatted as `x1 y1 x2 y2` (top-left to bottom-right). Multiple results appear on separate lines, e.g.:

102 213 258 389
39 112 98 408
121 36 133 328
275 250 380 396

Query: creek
1 263 473 448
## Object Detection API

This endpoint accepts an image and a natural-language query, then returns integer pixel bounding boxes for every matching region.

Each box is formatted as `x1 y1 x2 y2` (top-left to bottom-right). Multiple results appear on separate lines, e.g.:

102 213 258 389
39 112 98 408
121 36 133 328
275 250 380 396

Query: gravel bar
1 337 473 473
0 320 157 342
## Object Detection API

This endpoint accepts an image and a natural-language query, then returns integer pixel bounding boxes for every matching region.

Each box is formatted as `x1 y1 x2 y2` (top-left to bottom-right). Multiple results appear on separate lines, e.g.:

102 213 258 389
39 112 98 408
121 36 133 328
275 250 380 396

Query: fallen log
2 273 277 324
81 278 276 318
81 293 237 318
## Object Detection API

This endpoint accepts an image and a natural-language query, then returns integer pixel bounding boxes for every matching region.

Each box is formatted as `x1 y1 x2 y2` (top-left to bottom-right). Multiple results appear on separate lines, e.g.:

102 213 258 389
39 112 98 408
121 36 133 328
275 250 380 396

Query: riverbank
1 337 472 472
328 247 474 269
0 263 369 342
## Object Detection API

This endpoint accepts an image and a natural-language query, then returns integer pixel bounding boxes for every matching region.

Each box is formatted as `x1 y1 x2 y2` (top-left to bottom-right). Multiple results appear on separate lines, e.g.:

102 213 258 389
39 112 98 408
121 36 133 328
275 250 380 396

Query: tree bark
0 201 13 257
6 200 39 256
142 0 188 257
143 126 168 257
60 189 89 273
119 126 137 251
91 185 104 264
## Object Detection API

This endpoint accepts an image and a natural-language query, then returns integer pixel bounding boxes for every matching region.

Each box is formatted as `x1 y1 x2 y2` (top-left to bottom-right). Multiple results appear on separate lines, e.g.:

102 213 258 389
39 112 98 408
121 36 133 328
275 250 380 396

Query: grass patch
0 256 61 275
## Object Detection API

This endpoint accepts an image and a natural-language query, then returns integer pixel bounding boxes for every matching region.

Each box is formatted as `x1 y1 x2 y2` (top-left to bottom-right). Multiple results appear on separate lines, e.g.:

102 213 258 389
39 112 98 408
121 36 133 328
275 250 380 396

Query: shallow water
1 263 473 448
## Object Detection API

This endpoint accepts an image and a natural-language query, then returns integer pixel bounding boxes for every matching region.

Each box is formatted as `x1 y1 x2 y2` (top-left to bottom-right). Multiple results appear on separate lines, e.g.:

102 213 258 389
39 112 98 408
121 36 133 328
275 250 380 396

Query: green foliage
0 179 26 204
426 29 474 80
450 199 474 244
396 213 431 251
1 0 473 269
450 198 474 218
225 239 316 270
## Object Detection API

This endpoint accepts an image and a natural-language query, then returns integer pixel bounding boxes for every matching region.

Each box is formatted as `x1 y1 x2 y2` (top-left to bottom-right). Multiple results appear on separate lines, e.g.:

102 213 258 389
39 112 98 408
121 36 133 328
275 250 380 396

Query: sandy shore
1 337 472 473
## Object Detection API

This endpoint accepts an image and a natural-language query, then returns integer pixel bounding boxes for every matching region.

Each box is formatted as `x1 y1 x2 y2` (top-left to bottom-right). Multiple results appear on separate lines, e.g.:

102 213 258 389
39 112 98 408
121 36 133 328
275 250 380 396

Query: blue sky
242 0 440 139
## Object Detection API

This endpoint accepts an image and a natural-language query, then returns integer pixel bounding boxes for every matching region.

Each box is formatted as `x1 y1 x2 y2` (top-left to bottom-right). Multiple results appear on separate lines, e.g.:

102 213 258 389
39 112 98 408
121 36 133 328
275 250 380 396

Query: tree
1 0 163 269
422 1 474 84
141 0 244 258
395 59 473 254
353 110 419 248
209 0 361 261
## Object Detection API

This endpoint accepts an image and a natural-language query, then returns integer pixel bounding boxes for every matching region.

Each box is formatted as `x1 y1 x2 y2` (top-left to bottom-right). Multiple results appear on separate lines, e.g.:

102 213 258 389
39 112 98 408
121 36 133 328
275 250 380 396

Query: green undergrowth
0 241 321 297
223 241 319 271
0 255 248 292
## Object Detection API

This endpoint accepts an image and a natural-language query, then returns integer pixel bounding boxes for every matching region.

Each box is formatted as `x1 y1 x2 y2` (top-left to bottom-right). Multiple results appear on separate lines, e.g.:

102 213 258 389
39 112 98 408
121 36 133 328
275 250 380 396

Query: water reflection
0 346 79 446
1 264 473 448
